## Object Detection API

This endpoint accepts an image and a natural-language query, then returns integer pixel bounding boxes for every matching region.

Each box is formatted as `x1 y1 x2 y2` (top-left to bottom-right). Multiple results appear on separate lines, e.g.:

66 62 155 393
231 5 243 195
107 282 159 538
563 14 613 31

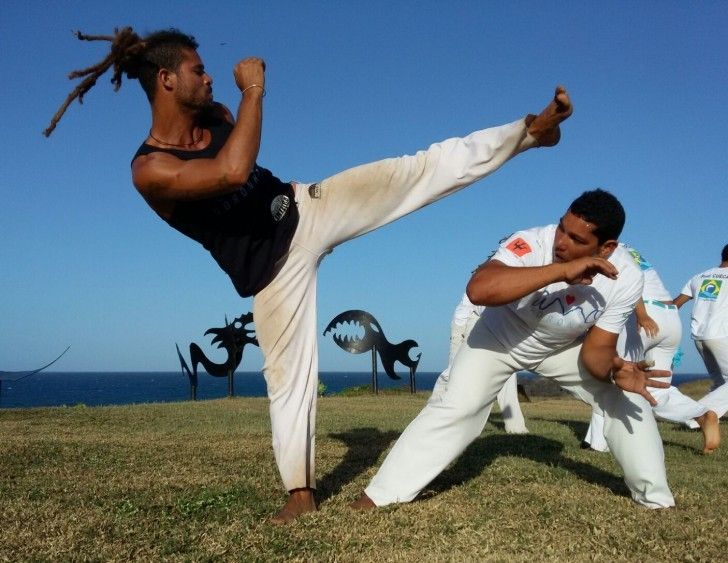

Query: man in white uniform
353 189 675 510
673 244 728 425
583 244 720 454
430 293 529 434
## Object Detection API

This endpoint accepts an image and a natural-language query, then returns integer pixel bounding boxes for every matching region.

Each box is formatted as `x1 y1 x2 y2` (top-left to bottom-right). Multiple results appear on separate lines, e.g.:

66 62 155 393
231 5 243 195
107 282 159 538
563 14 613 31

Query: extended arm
466 257 619 307
580 325 670 405
672 293 692 309
133 58 266 205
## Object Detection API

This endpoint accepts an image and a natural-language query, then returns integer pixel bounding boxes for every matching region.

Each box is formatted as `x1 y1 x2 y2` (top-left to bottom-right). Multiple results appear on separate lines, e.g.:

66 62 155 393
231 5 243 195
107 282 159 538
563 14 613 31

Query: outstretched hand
610 357 670 406
561 256 618 286
525 86 573 147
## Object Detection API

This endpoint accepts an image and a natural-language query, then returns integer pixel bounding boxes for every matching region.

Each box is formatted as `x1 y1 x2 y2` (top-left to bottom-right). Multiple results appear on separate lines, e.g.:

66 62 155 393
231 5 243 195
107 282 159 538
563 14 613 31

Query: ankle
288 488 317 507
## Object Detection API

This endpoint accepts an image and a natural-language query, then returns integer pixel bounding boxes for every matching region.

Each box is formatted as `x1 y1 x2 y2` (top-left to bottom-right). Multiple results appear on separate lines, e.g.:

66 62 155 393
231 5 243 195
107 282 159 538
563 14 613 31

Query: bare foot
696 410 720 454
350 493 376 510
525 86 573 147
270 488 318 524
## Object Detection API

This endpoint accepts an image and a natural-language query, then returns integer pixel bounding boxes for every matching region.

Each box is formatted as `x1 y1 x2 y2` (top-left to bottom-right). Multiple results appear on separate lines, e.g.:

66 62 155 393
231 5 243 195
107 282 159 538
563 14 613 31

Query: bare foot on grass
525 86 573 147
350 493 376 510
270 488 318 524
696 410 720 454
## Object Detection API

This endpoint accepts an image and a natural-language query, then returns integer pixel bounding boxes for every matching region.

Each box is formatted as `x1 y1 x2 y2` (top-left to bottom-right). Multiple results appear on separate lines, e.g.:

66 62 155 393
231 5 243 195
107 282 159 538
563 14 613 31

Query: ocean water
0 371 709 410
0 371 441 409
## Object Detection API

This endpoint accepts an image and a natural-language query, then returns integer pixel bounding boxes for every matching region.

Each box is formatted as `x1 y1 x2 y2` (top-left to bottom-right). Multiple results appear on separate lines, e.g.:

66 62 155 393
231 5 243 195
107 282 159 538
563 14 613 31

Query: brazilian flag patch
698 278 722 300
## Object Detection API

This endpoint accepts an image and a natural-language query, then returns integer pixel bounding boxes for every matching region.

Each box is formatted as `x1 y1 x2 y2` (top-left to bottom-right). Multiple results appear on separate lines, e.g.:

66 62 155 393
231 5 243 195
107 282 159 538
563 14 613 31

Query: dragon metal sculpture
323 310 420 393
176 312 258 400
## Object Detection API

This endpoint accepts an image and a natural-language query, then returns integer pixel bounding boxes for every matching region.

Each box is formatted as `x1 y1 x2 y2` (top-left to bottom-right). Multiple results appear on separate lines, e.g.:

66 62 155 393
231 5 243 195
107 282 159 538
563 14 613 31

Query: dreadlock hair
43 27 198 137
567 189 625 244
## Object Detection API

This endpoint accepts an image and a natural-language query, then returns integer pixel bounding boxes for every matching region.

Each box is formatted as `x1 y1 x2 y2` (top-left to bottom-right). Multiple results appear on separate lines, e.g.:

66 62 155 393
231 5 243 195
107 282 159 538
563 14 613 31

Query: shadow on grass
486 414 590 451
540 417 590 445
425 431 628 500
317 422 629 504
317 427 400 502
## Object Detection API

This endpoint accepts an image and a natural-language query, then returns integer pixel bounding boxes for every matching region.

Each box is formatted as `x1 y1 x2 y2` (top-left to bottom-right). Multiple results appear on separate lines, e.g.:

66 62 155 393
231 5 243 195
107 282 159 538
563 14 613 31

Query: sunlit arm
466 255 619 307
672 293 692 309
466 260 567 306
581 325 671 405
132 92 264 205
580 326 619 382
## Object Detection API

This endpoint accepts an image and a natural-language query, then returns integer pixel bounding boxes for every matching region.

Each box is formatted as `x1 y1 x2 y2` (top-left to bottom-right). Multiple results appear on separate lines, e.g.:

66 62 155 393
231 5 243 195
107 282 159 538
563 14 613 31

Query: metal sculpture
176 312 258 400
0 346 70 404
323 310 420 394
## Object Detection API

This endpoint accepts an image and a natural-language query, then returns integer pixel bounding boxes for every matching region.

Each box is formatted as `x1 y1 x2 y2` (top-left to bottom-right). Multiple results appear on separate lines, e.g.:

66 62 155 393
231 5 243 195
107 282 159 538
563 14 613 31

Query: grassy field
1 380 726 561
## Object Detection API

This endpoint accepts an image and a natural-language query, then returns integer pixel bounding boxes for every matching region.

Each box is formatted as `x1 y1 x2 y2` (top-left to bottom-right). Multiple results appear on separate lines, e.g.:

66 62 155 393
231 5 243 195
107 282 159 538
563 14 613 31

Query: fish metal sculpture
323 310 420 393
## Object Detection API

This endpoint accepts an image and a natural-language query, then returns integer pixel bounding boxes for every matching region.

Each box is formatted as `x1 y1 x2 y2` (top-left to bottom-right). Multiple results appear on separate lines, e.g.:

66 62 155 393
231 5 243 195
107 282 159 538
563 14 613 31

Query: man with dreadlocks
45 28 572 523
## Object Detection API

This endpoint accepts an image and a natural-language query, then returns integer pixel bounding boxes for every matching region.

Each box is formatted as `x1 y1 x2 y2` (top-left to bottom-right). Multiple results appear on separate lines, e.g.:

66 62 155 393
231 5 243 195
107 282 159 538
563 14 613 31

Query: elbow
219 154 256 187
467 283 513 307
226 163 255 186
466 279 495 306
465 283 479 305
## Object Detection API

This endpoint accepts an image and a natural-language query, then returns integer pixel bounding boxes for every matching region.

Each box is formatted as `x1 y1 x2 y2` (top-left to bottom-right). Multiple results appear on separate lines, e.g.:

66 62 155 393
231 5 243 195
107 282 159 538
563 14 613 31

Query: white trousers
694 337 728 418
253 120 533 490
430 311 528 434
365 320 675 509
585 303 708 451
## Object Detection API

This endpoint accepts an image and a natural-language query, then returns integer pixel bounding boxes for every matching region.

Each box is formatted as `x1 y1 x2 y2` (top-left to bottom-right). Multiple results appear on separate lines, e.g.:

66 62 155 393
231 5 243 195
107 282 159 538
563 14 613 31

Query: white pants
585 303 707 451
430 311 528 434
365 320 675 509
253 120 533 490
694 337 728 418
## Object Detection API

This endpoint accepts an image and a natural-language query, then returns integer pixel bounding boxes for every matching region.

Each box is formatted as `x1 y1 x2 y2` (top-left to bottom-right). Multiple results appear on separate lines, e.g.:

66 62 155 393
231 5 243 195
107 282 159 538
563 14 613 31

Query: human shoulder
489 224 554 267
500 224 554 255
609 244 643 286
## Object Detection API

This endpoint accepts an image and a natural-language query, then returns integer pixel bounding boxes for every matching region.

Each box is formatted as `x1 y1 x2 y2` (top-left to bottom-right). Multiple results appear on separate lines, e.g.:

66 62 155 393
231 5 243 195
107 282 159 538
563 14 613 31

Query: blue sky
1 1 726 374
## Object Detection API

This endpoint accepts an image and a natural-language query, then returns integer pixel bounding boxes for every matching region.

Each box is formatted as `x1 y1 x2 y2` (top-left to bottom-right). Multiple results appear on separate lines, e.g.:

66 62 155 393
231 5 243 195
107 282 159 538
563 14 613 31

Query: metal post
371 345 379 394
409 365 416 393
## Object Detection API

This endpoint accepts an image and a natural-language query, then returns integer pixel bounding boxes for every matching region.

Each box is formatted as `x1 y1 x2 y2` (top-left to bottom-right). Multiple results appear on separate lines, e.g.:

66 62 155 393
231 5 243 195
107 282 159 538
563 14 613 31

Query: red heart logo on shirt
565 295 575 305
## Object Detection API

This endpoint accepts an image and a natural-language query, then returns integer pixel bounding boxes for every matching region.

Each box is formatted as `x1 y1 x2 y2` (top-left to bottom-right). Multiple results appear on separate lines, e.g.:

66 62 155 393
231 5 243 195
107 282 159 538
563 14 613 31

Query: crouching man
354 189 674 510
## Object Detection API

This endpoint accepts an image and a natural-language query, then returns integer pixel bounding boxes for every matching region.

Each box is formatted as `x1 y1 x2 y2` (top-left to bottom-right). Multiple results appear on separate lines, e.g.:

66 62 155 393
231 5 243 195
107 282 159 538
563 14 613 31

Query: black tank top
132 115 299 297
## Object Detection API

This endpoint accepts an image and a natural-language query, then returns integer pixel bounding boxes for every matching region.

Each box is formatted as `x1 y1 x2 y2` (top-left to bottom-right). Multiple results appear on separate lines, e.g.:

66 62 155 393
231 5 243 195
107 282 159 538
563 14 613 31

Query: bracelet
242 84 266 97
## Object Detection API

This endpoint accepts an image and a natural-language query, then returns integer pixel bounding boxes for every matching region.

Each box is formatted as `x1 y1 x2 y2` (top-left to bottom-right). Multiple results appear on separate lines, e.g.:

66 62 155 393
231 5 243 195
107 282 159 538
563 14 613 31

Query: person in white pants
673 244 728 429
48 28 575 523
583 244 720 454
44 28 576 523
430 293 529 434
353 189 676 511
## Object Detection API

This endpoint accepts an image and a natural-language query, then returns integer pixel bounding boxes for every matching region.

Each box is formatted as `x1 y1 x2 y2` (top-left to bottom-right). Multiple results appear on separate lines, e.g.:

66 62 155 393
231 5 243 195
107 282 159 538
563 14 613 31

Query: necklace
148 127 203 148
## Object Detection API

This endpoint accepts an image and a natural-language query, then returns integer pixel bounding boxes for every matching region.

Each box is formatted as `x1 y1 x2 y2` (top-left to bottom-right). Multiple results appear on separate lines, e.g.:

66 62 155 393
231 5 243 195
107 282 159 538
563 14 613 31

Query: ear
597 240 618 259
158 68 176 92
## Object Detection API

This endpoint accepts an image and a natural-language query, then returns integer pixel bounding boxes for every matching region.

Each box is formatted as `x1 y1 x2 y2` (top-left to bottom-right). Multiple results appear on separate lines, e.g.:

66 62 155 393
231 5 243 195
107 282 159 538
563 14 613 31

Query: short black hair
568 189 625 244
721 244 728 262
126 29 198 102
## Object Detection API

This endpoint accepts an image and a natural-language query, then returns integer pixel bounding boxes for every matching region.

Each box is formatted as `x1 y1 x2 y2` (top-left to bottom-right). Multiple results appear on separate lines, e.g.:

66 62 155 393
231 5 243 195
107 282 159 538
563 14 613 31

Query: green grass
1 381 726 561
